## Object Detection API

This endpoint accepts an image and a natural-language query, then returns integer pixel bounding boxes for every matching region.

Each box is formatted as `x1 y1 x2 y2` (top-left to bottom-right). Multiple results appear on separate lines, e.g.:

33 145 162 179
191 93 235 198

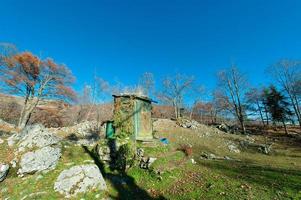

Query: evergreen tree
265 86 293 134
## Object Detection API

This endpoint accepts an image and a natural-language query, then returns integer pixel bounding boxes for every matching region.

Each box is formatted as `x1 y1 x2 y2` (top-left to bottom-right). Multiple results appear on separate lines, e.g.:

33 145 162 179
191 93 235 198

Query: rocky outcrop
18 146 61 176
7 124 62 176
50 121 103 146
7 124 60 150
216 124 230 133
177 118 201 130
54 164 107 198
216 123 241 134
18 124 60 152
226 141 241 153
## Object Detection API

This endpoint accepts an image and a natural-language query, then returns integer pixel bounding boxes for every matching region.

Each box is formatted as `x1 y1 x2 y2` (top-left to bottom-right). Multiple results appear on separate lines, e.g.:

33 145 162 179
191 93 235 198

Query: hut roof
112 93 157 103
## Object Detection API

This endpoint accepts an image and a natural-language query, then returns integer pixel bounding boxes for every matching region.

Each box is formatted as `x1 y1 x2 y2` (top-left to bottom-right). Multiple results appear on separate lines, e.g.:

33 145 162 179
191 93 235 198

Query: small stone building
113 94 154 141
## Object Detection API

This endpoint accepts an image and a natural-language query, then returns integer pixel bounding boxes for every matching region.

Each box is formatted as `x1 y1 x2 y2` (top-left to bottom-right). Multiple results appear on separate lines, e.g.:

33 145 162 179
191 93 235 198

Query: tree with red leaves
0 43 76 129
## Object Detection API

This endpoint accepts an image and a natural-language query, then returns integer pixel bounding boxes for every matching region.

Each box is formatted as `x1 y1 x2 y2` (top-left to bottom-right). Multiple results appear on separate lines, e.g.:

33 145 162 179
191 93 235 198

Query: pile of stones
177 118 202 130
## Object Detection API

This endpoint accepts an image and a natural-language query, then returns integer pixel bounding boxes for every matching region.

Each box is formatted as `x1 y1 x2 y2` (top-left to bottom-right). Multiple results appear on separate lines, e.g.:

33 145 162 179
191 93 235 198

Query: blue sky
1 0 301 93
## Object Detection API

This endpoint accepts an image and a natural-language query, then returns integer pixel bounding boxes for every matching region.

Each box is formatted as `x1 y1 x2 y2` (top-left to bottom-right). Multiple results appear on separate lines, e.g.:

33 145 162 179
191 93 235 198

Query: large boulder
54 164 107 198
0 164 9 182
18 124 60 152
18 146 61 175
7 124 62 176
7 124 60 151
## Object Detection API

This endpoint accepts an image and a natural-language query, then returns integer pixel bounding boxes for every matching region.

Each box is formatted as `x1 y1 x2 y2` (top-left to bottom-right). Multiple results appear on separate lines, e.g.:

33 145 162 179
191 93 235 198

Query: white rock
17 124 60 152
148 157 157 166
227 142 241 153
18 146 61 175
54 164 107 198
10 159 17 168
0 164 9 182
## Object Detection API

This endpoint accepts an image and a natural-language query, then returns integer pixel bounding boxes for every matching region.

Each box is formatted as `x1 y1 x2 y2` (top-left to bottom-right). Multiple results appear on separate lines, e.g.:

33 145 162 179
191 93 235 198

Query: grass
1 123 301 199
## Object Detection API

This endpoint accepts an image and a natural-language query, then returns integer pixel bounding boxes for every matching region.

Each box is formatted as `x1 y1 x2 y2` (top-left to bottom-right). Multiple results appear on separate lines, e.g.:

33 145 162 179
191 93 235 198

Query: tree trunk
17 98 39 129
287 92 301 129
239 115 246 134
18 108 32 129
173 100 178 119
282 120 289 135
263 104 269 125
257 101 265 126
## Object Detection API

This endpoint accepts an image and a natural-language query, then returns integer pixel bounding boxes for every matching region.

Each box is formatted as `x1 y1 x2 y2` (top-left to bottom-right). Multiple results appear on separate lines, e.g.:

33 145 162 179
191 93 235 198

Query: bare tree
139 72 155 97
246 87 268 126
75 76 112 124
0 44 76 129
157 73 194 119
211 89 232 123
75 84 94 123
188 85 205 120
217 66 247 134
268 60 301 128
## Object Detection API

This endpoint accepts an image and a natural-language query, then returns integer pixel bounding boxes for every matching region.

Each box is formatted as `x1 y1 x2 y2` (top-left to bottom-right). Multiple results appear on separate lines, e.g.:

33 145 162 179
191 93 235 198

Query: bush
177 144 193 157
115 141 137 172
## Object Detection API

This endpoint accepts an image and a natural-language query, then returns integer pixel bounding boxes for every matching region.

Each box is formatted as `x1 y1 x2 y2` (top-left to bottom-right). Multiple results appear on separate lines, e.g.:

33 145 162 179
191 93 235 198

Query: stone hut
113 94 154 141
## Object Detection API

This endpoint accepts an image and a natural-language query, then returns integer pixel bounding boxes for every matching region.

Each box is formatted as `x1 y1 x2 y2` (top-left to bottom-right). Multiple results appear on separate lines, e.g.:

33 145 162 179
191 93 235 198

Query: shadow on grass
198 159 301 194
82 145 166 200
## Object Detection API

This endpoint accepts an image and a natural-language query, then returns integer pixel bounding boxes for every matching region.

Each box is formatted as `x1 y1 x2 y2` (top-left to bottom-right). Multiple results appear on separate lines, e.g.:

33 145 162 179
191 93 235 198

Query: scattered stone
0 138 4 144
216 123 240 134
216 124 230 133
18 146 61 175
0 164 9 182
191 158 196 164
148 157 157 167
54 164 107 198
177 118 201 130
10 159 17 168
200 152 218 160
200 152 237 161
140 157 157 169
240 140 273 155
136 148 144 159
226 142 241 153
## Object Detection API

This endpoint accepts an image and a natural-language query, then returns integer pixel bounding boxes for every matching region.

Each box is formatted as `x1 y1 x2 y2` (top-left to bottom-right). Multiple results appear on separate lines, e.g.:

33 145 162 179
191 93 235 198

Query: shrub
177 144 193 157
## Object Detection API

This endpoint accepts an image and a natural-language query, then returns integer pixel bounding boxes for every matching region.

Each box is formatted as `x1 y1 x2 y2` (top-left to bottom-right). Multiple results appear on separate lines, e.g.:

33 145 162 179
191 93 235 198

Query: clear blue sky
1 0 301 92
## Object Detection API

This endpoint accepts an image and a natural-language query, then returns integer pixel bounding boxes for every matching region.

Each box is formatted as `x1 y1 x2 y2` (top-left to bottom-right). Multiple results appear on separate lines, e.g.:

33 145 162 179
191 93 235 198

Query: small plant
177 144 193 157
